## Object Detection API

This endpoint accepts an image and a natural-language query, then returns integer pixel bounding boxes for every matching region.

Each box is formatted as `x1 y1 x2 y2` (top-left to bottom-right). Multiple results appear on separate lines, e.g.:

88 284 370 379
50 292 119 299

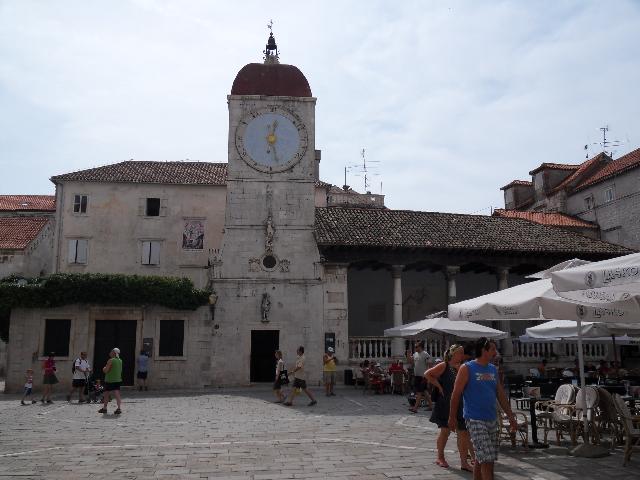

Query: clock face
235 107 308 172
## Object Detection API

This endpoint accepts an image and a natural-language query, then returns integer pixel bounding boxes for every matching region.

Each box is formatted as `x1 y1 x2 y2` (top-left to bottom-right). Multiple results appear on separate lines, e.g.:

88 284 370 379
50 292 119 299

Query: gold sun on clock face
235 106 308 173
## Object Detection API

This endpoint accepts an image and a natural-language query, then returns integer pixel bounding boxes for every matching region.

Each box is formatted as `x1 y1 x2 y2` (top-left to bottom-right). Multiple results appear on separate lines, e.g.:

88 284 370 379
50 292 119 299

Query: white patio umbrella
384 314 507 339
524 319 640 339
448 278 636 324
524 319 640 365
551 252 640 310
526 258 592 279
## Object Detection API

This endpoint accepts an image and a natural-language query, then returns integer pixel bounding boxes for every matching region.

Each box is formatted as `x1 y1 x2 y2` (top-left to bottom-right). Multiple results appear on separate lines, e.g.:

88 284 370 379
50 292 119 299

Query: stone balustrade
511 339 608 362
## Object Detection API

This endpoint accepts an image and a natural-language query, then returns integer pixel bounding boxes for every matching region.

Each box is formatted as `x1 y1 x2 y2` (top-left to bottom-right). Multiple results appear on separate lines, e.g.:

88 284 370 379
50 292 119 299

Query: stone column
496 267 513 356
446 266 460 305
391 265 405 358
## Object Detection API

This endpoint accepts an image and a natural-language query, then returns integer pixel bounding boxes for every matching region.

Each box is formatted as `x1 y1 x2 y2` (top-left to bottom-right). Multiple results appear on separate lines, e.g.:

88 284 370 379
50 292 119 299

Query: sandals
408 408 418 414
460 465 473 472
114 409 121 415
435 459 449 468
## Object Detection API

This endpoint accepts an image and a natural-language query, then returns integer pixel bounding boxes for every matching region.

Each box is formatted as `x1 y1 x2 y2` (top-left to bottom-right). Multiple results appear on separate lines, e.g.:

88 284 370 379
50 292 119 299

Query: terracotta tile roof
0 216 50 250
550 153 610 193
500 180 533 190
492 209 598 229
0 195 55 212
314 207 630 255
315 180 332 189
51 161 228 185
529 163 580 175
573 148 640 191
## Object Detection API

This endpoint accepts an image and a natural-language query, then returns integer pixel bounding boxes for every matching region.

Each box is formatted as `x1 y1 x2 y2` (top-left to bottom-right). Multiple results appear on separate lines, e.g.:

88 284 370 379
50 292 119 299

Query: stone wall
53 182 227 288
5 304 212 393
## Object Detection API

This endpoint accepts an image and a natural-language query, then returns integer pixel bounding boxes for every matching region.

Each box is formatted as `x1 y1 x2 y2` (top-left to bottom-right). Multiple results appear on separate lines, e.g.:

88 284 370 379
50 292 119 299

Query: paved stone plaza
0 386 638 479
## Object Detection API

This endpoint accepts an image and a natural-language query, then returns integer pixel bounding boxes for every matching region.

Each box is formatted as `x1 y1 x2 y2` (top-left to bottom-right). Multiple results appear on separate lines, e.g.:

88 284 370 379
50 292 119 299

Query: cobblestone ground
0 385 638 479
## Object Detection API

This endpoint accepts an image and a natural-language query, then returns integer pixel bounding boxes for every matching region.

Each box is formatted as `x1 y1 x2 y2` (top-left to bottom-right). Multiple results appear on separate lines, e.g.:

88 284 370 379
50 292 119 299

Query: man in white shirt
409 340 432 413
67 351 91 403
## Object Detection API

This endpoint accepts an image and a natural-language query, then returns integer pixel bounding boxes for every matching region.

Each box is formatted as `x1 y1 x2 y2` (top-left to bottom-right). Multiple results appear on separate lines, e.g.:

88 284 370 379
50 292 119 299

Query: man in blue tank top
448 338 516 480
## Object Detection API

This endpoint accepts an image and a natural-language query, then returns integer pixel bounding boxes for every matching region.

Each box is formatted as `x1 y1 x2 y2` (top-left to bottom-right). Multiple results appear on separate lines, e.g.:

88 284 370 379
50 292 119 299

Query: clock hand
271 143 279 163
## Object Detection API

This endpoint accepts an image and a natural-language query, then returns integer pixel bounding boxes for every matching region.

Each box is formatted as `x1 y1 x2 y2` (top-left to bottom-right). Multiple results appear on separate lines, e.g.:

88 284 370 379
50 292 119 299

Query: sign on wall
324 332 335 353
183 220 205 250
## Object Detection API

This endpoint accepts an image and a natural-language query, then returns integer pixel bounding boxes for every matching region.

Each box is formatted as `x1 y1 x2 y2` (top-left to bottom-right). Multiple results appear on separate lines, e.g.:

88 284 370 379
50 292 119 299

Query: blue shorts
24 387 33 395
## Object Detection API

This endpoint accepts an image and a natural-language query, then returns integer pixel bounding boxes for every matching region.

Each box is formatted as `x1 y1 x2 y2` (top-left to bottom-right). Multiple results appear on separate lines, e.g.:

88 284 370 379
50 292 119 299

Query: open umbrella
526 259 592 279
384 312 507 339
448 272 639 454
551 252 640 309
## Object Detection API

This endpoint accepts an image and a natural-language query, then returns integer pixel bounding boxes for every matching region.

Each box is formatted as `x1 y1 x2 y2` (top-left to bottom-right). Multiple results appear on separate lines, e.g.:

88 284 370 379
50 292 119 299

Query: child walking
21 368 37 405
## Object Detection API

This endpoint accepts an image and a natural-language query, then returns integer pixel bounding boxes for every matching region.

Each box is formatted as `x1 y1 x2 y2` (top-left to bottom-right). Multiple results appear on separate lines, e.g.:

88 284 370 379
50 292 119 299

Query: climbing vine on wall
0 273 210 342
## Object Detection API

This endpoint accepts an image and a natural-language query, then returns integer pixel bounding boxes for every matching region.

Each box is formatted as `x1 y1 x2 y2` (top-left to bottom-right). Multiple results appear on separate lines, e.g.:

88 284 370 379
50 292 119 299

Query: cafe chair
498 405 529 448
612 393 640 466
535 384 576 444
390 371 406 395
594 387 623 449
573 386 600 445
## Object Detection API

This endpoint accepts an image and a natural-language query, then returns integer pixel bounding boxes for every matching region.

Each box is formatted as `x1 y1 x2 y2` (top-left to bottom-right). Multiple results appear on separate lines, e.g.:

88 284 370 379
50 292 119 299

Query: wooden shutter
76 239 88 264
141 241 151 265
160 198 168 217
68 239 78 263
150 241 161 265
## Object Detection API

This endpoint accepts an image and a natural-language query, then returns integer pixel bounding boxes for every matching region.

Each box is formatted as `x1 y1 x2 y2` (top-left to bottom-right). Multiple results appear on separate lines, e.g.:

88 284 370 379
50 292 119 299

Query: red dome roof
231 63 312 97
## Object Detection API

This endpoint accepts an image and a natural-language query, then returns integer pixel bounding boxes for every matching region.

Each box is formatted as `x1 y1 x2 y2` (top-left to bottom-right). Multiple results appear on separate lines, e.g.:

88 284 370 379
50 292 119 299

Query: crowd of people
20 347 151 415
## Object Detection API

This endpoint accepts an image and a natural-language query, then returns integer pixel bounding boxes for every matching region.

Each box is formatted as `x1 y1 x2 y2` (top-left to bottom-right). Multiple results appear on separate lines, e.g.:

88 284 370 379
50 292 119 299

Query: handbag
278 369 289 384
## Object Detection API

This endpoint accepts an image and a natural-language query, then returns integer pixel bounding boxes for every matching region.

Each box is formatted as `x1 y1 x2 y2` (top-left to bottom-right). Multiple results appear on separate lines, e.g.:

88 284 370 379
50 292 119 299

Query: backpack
72 358 79 373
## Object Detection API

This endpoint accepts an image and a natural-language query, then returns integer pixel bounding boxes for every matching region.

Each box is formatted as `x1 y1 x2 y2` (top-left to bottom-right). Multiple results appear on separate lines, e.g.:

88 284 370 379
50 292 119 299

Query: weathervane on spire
263 19 279 64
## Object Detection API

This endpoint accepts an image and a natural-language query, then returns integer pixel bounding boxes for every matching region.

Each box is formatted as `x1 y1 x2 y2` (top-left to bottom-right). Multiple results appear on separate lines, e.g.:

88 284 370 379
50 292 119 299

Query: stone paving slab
0 386 638 479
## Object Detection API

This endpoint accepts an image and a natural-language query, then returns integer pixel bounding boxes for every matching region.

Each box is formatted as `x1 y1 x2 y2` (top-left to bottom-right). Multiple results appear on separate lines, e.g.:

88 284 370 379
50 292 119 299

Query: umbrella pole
612 335 618 366
576 320 589 442
570 320 609 458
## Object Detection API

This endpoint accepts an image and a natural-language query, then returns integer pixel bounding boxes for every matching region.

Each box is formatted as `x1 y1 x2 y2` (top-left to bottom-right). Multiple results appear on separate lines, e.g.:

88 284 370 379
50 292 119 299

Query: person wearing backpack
67 351 91 403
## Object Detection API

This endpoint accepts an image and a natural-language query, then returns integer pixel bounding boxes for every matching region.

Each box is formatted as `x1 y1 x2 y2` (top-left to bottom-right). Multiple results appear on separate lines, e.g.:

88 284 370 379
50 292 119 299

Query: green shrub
0 273 210 342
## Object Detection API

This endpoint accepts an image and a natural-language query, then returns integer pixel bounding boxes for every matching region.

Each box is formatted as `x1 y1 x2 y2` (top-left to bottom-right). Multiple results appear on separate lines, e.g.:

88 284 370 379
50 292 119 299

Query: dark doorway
94 320 137 386
250 330 279 382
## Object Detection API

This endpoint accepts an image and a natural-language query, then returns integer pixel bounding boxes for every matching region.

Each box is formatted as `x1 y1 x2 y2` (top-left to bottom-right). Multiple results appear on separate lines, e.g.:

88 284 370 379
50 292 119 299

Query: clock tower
212 31 323 384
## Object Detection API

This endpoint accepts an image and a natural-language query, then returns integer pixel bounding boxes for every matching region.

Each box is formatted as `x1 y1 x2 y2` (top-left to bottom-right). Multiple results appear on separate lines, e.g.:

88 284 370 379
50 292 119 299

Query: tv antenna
584 125 622 159
350 148 380 193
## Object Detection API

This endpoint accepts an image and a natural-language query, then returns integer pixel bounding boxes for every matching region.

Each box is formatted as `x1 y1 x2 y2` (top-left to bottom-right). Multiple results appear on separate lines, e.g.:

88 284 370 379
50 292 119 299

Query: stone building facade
2 35 633 392
500 148 640 250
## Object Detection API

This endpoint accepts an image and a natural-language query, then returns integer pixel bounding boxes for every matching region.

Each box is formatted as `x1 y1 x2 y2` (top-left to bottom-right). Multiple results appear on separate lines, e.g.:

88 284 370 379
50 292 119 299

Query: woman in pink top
41 352 58 403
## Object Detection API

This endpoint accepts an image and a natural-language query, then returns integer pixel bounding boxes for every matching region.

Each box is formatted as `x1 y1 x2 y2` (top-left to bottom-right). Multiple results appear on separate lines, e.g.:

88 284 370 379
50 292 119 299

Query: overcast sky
1 1 639 213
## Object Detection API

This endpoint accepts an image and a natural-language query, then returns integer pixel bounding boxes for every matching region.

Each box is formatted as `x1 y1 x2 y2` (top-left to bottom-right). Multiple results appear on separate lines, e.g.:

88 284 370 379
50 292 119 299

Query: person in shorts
284 346 317 407
273 350 287 403
136 350 149 391
409 340 432 413
322 347 337 397
67 351 91 403
21 368 37 405
99 347 123 415
449 338 516 480
41 352 58 403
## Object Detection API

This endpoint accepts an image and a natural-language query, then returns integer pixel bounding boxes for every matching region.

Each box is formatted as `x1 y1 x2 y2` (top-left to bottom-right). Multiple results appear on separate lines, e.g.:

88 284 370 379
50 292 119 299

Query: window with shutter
141 241 161 265
68 239 88 264
159 320 185 356
43 319 71 357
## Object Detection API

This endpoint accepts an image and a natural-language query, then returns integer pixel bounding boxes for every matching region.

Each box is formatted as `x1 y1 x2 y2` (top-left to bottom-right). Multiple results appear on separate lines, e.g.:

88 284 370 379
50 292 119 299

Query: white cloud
1 0 639 213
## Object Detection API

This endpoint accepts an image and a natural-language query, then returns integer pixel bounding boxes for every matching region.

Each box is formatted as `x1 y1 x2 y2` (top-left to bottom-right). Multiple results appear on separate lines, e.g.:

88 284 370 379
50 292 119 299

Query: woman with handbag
425 344 475 472
273 350 288 403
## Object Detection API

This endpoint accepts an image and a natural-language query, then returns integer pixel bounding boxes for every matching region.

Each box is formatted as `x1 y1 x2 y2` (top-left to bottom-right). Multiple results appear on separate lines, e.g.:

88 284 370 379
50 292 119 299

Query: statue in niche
261 293 271 323
265 214 275 251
